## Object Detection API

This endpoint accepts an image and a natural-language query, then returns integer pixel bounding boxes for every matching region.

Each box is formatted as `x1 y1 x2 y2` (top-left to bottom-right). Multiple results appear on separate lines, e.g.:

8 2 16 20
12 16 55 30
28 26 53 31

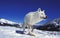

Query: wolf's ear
37 8 41 12
43 10 45 12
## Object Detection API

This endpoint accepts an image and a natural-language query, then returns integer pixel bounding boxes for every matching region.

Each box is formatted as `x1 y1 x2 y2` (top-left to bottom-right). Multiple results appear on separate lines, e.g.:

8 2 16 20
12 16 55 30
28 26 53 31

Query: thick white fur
23 8 47 36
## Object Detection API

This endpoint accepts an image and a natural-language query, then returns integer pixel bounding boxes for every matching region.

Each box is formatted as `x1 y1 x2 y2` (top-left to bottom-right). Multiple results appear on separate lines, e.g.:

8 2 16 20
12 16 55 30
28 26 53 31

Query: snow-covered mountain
45 18 60 26
0 18 21 28
0 18 17 25
37 18 60 31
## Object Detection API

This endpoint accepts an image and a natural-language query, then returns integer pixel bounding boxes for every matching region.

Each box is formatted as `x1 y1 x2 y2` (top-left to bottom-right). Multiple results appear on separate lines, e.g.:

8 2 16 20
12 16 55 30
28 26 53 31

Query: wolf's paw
27 32 35 36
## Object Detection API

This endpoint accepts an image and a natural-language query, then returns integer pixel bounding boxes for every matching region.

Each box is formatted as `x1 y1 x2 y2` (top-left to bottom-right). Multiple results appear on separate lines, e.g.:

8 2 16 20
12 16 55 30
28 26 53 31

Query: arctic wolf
23 8 47 36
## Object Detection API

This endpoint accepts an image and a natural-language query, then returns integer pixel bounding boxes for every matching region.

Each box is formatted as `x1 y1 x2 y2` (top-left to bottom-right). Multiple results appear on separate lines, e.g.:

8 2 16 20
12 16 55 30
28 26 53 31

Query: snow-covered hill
45 18 60 26
0 18 22 28
0 18 17 25
37 18 60 31
0 26 60 38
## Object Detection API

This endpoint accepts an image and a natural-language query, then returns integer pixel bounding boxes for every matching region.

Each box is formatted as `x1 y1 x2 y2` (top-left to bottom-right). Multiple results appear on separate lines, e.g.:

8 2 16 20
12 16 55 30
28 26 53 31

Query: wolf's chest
31 16 40 24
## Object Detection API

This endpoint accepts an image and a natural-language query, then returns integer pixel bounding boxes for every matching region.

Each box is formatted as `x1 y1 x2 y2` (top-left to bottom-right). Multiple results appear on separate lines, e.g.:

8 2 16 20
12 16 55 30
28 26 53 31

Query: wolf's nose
44 16 47 19
46 16 48 18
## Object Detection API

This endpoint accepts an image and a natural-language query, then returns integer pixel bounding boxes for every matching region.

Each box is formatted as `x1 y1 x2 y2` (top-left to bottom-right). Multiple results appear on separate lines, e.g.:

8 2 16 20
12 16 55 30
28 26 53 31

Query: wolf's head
37 8 47 19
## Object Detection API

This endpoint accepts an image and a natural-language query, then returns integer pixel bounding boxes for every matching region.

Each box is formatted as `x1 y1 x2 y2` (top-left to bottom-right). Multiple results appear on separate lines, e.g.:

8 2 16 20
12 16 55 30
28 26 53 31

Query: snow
0 18 17 25
0 26 60 38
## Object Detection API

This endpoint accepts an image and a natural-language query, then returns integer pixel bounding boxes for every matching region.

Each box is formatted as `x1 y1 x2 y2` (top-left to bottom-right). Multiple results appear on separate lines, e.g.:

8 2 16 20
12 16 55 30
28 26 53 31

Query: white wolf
23 8 47 36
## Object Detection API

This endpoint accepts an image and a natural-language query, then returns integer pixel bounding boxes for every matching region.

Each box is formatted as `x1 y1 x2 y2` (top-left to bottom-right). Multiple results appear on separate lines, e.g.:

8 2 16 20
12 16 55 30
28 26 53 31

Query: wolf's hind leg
22 23 27 32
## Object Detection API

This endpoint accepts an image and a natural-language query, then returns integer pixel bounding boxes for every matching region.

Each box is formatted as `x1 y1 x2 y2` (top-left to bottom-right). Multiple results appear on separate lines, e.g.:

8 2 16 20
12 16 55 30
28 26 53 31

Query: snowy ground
0 26 60 38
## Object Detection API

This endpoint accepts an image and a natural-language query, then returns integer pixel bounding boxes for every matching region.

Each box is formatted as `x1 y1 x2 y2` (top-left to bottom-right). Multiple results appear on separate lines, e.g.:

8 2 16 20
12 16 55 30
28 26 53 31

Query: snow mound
0 26 60 38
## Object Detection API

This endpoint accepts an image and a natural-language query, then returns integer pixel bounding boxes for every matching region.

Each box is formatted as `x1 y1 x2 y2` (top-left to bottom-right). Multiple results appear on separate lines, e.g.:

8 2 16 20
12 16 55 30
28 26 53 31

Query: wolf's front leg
28 25 35 36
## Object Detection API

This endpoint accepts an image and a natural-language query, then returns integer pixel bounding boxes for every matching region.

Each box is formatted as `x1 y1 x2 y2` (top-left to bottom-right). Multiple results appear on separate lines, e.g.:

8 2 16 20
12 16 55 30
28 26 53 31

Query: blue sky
0 0 60 24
